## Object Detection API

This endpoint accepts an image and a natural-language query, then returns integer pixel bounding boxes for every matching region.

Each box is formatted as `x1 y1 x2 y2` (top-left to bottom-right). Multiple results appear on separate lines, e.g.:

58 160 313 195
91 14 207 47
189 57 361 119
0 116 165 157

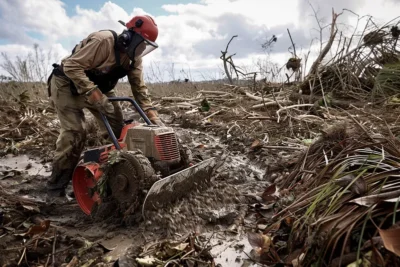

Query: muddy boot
46 168 74 203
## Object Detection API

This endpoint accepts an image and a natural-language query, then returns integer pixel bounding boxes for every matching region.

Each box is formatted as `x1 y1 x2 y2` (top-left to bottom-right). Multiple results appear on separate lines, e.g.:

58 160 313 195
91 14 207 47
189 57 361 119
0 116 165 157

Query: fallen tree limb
202 94 233 99
173 102 197 107
244 92 265 101
252 100 292 109
200 90 232 95
277 104 314 113
162 97 198 102
277 104 315 123
170 105 196 110
188 99 203 104
289 93 366 108
246 116 274 120
203 110 224 120
185 108 199 114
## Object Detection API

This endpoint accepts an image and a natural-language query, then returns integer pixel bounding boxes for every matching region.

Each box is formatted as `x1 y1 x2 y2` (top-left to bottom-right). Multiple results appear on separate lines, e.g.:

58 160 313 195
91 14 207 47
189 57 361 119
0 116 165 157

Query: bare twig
246 116 274 120
308 9 340 77
45 255 51 267
243 92 265 101
203 110 224 121
17 247 27 266
52 229 57 267
287 28 297 58
201 90 231 95
277 104 314 123
162 97 198 102
252 100 292 109
220 35 238 84
262 145 306 150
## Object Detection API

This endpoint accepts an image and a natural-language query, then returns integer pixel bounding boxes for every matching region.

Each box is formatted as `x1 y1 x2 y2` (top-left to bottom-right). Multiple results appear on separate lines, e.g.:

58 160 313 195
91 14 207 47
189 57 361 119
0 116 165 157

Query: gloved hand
145 109 164 126
85 87 114 114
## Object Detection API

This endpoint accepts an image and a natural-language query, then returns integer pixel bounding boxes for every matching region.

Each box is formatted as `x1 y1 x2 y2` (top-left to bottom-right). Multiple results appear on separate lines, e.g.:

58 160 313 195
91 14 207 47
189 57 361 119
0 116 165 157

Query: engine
123 125 181 165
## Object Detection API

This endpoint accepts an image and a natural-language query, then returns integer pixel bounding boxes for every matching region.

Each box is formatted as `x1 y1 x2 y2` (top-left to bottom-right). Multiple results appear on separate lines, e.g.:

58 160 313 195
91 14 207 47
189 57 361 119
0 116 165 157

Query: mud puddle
0 154 50 177
209 234 256 267
0 154 51 204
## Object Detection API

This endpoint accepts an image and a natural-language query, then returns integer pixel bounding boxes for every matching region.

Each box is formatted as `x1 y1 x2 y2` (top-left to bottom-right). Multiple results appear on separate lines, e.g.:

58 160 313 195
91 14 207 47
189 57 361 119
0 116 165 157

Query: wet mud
0 118 275 266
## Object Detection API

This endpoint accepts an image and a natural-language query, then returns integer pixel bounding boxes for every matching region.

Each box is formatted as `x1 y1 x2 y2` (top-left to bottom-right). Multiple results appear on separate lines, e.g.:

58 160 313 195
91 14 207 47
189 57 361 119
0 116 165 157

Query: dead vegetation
145 12 400 267
0 82 58 157
131 233 216 266
1 8 400 267
154 86 400 266
265 123 400 266
300 11 400 103
0 190 115 267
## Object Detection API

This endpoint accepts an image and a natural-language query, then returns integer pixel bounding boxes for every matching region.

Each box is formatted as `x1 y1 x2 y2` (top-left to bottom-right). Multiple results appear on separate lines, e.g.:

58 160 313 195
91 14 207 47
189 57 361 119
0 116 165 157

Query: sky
0 0 399 82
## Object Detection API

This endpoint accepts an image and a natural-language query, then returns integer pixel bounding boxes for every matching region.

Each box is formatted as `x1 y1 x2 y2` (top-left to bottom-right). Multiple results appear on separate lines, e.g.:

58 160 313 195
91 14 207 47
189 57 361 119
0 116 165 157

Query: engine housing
122 125 181 164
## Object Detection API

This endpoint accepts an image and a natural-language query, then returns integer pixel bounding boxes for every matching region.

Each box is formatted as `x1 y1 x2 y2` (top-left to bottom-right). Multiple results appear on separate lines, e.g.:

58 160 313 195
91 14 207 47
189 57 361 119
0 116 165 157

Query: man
46 15 163 198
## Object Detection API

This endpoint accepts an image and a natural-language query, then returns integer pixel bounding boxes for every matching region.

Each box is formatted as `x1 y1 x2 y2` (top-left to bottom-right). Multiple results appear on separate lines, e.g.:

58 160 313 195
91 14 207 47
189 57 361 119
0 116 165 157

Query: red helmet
126 15 158 43
119 15 159 61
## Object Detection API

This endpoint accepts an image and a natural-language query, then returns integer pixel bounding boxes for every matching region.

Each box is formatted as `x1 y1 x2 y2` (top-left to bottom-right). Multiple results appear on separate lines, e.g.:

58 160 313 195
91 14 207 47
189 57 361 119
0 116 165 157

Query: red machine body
72 123 140 215
71 97 215 217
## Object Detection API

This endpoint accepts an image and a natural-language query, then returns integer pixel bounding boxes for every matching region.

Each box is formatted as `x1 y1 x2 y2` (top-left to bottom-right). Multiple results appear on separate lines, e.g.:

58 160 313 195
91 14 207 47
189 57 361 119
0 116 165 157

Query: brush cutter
71 97 215 217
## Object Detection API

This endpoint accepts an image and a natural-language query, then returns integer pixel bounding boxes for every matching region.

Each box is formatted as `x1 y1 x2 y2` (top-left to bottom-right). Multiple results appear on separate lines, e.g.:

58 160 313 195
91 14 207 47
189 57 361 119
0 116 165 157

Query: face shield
126 31 158 61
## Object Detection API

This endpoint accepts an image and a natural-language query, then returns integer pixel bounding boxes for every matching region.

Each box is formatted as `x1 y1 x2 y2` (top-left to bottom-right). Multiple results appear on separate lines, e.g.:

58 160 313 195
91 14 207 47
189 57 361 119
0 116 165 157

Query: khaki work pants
50 75 124 172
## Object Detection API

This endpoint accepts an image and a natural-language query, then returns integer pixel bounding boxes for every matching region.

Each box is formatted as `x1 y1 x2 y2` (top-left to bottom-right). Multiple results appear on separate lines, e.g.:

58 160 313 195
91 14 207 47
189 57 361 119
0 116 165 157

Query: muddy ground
1 84 400 267
0 111 279 267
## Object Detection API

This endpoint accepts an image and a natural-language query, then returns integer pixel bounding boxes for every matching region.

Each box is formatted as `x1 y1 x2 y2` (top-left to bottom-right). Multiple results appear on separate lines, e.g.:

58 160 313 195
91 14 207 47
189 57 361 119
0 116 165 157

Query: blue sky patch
62 0 198 17
26 31 45 42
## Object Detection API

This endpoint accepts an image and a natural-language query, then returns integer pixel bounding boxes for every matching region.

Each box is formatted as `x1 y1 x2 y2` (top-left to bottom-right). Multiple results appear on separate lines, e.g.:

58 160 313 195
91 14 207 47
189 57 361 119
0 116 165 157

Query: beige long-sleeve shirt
61 30 152 109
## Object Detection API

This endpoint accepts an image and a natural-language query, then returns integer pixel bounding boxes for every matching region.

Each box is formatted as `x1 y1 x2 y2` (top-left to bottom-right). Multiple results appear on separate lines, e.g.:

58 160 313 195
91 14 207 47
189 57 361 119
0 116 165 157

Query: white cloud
0 0 398 81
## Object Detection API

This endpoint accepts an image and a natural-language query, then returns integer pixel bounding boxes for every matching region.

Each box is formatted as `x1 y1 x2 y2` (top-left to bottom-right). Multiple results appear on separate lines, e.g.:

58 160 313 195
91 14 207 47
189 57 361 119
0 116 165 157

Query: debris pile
159 86 294 114
0 186 114 266
300 17 400 101
252 123 400 266
126 233 216 267
0 88 111 156
0 92 58 156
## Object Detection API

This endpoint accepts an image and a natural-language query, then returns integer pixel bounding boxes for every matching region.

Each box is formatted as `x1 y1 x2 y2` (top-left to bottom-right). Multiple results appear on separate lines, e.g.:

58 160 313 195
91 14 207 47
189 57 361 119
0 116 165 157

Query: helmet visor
126 32 158 61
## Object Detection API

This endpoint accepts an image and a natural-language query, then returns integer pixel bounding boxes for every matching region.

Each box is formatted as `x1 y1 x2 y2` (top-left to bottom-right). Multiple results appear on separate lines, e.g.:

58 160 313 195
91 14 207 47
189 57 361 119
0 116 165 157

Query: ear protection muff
117 17 145 49
117 19 144 48
135 19 144 28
